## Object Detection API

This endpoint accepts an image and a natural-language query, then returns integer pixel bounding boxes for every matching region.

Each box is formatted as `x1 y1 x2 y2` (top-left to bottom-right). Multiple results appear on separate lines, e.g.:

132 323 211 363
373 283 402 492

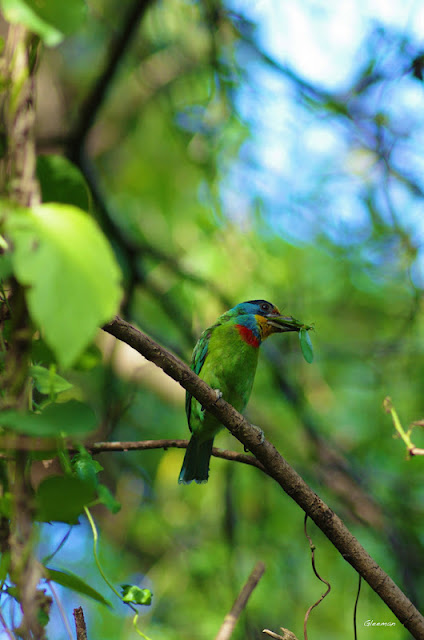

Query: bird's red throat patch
235 324 260 348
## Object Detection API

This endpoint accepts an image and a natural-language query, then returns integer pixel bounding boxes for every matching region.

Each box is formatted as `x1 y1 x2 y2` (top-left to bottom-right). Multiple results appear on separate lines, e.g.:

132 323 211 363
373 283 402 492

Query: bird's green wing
185 326 214 428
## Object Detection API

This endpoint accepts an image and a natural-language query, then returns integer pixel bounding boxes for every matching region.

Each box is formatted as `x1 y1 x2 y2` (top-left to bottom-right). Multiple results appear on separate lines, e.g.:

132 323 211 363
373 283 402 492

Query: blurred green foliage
2 0 424 638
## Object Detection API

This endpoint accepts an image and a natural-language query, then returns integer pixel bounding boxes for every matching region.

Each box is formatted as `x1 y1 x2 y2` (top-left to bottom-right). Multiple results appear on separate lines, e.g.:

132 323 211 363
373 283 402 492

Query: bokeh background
16 0 424 638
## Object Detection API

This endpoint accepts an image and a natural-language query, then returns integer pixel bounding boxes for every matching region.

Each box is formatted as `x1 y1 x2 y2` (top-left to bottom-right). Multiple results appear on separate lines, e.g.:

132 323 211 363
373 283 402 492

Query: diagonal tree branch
67 0 154 163
102 315 424 639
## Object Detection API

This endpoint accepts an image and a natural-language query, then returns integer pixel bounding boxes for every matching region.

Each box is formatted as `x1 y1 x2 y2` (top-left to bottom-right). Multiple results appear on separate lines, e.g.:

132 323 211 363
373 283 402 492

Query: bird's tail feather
178 436 214 484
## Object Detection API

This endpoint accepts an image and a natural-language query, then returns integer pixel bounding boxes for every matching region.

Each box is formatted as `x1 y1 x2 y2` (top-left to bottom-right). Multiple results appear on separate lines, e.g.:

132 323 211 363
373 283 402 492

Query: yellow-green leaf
6 203 122 368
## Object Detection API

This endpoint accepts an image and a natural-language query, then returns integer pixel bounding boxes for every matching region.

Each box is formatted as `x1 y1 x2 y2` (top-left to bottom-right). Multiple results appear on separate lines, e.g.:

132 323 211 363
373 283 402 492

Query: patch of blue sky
222 0 424 251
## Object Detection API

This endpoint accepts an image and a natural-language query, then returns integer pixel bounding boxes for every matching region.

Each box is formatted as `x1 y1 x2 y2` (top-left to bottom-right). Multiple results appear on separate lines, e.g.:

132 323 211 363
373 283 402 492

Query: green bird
179 299 306 484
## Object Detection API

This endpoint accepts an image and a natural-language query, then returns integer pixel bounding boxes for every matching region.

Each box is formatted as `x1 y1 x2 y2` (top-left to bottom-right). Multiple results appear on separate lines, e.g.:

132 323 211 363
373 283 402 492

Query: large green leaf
6 203 122 367
0 400 97 436
46 568 111 607
35 475 95 523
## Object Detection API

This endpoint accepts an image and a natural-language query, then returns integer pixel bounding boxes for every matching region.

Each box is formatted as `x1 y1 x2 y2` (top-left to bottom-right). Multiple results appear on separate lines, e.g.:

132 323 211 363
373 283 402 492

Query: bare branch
215 562 266 640
0 437 267 474
88 440 267 471
102 315 424 639
409 447 424 456
73 607 88 640
384 397 424 457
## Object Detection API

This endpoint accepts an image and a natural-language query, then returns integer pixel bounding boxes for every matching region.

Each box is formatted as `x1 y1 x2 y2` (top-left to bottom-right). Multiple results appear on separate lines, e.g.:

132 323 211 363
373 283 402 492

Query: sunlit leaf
6 203 122 368
0 0 86 46
121 585 152 606
25 0 86 37
0 0 62 46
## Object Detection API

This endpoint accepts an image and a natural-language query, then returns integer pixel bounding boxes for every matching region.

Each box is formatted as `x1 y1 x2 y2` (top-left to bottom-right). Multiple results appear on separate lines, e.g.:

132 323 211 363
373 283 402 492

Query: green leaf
299 327 314 364
97 484 121 514
31 337 56 367
0 400 96 437
35 475 96 523
0 253 13 280
6 203 122 368
25 0 86 37
121 585 152 606
72 449 102 490
30 364 73 395
46 567 111 607
0 0 63 46
37 606 49 628
0 0 86 46
37 155 92 212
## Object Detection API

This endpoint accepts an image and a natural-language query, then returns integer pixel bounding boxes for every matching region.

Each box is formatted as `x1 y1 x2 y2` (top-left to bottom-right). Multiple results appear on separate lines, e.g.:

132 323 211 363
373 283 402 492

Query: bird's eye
261 303 271 312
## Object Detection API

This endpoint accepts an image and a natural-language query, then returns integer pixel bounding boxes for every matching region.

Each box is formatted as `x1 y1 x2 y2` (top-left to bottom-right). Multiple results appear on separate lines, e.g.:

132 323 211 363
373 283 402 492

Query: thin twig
89 440 266 470
263 631 285 640
384 396 424 456
47 580 73 640
303 515 331 640
353 574 362 640
0 607 16 640
215 562 265 640
409 447 424 456
0 436 267 472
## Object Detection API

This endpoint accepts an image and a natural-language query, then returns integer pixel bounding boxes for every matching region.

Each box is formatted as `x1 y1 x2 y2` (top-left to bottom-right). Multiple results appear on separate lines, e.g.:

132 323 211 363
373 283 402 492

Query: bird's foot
201 389 222 412
243 425 265 451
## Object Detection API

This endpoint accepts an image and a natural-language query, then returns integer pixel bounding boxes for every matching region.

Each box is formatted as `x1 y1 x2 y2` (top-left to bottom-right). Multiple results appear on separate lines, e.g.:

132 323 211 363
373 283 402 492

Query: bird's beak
266 314 310 333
